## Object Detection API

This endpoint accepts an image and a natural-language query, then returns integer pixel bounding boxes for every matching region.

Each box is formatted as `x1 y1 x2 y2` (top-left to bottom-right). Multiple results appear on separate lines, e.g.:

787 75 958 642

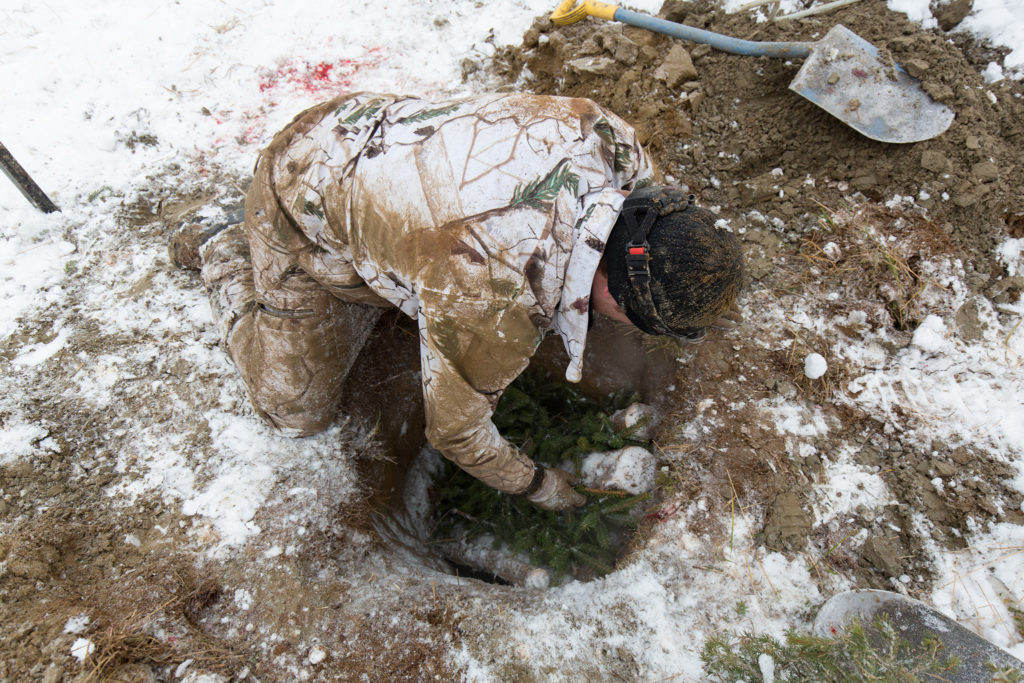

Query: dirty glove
525 467 586 511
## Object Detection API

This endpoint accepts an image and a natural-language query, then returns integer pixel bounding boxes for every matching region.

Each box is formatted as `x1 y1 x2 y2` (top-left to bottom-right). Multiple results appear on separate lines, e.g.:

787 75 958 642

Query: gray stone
595 25 639 65
862 534 904 577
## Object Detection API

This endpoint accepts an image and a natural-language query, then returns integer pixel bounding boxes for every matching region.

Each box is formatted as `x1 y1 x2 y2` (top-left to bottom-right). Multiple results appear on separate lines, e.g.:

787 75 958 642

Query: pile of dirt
478 0 1024 589
488 0 1024 271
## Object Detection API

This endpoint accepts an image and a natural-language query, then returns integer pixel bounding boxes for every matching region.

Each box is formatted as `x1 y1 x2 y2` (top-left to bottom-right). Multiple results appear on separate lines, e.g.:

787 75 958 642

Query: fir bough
701 617 960 682
432 368 652 581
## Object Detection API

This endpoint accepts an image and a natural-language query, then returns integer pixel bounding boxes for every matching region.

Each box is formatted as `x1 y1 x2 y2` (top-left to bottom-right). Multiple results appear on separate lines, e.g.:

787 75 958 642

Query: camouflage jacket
264 92 653 493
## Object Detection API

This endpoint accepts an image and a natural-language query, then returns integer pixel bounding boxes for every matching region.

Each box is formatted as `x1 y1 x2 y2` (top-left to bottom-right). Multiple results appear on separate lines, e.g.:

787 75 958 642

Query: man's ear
591 259 632 325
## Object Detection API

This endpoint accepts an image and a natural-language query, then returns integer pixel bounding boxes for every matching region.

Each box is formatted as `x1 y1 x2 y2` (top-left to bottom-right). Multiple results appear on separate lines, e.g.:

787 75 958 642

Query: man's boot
199 224 256 344
168 207 244 270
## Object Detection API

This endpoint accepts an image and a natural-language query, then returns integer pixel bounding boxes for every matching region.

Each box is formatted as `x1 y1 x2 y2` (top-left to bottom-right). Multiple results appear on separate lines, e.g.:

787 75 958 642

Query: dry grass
80 569 243 682
799 202 953 331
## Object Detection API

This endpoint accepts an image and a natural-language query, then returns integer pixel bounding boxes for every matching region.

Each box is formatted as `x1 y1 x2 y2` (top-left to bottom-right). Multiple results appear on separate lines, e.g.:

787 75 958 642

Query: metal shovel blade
790 25 955 143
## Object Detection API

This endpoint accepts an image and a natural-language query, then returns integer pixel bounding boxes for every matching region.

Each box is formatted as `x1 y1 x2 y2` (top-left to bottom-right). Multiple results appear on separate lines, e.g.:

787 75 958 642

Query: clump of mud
488 0 1024 271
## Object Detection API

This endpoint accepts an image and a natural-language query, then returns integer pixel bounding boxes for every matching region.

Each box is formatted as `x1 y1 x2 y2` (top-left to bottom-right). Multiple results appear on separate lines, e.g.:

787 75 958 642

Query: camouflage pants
200 152 388 437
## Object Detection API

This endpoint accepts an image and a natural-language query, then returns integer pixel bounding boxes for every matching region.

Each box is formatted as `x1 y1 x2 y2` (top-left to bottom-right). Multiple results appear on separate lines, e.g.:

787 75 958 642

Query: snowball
308 646 327 665
803 353 828 379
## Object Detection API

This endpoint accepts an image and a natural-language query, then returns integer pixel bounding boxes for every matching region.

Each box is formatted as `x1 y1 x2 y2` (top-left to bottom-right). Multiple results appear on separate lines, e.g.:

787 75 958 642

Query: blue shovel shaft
615 8 814 59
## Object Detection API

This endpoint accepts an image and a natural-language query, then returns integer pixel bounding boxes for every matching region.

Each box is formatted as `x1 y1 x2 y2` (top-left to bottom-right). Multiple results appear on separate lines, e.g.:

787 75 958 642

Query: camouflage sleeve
599 108 656 190
415 296 541 494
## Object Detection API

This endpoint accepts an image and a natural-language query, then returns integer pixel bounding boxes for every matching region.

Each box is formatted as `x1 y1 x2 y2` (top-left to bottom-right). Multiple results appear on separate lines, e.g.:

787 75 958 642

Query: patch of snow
0 419 49 465
70 638 95 662
12 326 71 367
760 398 829 437
580 447 656 494
63 615 90 634
910 314 949 353
998 238 1023 276
759 653 776 683
929 522 1024 649
815 456 891 522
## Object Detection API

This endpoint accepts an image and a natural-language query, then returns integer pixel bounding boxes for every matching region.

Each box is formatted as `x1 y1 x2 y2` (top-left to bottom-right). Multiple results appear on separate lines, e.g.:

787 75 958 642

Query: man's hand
526 468 586 511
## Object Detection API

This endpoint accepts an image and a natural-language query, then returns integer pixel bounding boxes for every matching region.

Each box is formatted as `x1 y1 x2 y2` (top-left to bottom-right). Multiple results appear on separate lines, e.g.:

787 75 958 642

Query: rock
921 150 951 174
42 664 63 683
954 296 992 342
931 0 973 30
922 80 954 102
7 543 59 580
653 44 697 89
687 91 705 116
965 134 981 150
972 161 999 182
659 0 691 23
986 275 1024 304
775 380 798 399
1009 213 1024 239
522 27 540 49
861 534 904 577
691 44 711 60
762 491 811 551
904 59 930 79
595 25 639 65
851 173 878 191
566 56 619 77
577 37 602 57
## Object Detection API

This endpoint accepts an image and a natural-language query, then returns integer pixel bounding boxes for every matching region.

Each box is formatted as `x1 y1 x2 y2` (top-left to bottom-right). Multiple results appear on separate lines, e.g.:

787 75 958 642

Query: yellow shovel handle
550 0 619 26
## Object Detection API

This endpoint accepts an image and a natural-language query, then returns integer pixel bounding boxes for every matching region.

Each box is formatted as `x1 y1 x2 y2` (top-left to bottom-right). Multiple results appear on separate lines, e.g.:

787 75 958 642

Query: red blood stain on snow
258 49 385 95
208 49 386 150
645 500 684 523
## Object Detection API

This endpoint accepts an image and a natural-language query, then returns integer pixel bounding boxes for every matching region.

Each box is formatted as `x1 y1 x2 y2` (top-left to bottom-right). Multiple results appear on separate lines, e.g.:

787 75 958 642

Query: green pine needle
431 368 650 581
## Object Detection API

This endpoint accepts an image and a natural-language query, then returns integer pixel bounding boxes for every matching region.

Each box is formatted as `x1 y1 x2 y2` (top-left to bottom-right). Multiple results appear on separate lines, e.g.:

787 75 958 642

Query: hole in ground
339 313 678 587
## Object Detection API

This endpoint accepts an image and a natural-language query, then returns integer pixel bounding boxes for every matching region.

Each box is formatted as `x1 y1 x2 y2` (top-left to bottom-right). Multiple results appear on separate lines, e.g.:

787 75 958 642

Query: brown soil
492 0 1024 267
483 0 1024 588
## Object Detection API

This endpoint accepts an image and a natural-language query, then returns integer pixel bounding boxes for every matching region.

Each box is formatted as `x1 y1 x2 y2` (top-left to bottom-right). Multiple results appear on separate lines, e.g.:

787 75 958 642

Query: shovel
550 0 954 143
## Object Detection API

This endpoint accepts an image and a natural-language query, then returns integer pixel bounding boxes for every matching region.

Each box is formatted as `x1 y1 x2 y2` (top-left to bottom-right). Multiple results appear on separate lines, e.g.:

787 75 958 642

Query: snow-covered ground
2 0 1024 680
